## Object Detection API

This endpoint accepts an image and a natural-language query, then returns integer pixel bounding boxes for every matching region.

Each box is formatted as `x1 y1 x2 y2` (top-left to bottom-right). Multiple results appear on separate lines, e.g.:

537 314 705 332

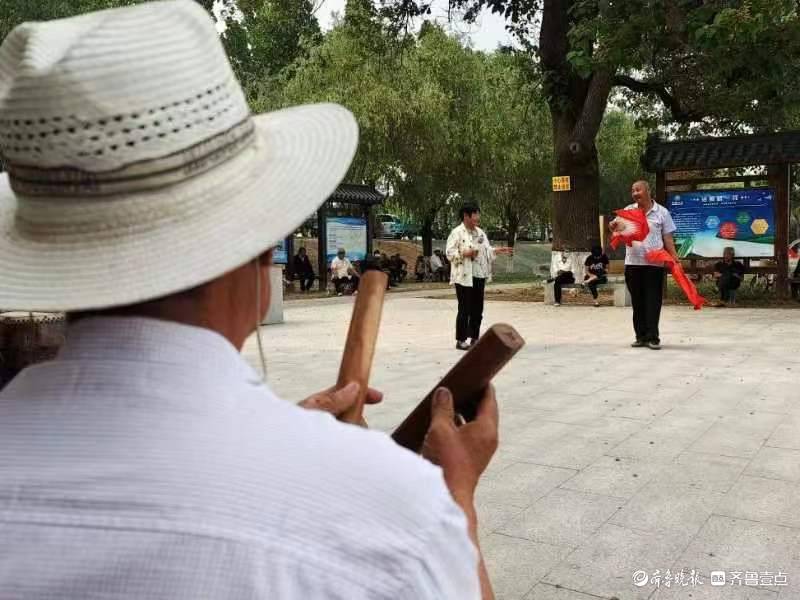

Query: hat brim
0 103 358 312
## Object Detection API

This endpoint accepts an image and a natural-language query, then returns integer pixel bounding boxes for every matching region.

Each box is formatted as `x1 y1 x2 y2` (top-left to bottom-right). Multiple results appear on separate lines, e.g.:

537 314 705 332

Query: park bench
543 260 631 307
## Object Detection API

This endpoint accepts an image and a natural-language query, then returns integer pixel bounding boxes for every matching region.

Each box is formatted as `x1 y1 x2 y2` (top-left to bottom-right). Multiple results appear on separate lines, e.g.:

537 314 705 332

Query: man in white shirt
330 247 360 295
0 3 498 599
445 204 512 350
610 180 680 350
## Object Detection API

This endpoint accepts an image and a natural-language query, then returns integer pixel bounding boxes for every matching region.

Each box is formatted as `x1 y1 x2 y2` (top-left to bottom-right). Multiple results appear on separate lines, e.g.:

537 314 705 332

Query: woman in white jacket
445 204 513 350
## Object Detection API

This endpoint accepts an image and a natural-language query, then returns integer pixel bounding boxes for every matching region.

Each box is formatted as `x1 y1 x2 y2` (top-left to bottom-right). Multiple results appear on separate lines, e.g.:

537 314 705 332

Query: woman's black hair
460 203 480 219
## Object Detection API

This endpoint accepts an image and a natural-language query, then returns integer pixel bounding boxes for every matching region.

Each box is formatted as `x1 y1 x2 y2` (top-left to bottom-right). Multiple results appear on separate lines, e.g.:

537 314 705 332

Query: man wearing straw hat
0 2 499 599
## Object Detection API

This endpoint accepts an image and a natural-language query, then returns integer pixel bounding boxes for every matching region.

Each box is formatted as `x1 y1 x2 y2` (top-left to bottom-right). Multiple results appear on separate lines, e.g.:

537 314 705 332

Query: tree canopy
388 0 800 250
1 0 698 252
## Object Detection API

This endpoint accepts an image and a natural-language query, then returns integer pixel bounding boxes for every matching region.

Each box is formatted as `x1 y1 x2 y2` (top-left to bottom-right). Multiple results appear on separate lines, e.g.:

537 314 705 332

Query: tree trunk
550 115 601 252
504 205 520 249
421 218 434 256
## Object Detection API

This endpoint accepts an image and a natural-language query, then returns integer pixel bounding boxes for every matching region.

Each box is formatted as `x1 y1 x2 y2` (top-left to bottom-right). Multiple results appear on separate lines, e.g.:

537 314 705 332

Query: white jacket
445 223 496 287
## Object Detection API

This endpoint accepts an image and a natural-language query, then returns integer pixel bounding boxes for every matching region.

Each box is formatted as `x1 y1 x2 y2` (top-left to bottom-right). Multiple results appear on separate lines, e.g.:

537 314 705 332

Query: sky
314 0 515 52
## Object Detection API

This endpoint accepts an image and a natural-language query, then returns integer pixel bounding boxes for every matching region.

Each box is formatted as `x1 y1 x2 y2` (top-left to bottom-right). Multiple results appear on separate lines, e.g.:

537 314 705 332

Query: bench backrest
607 259 625 275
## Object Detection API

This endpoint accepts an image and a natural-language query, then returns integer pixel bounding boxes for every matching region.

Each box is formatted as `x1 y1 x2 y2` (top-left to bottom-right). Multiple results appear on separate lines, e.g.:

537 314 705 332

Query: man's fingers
364 387 384 405
475 384 499 426
330 382 360 413
430 387 455 427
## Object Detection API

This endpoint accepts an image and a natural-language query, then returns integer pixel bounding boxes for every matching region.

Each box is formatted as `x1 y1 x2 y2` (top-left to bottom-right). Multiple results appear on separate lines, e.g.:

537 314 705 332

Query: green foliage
268 9 555 243
0 0 141 41
596 109 649 215
454 0 800 132
0 0 320 107
215 0 320 102
472 51 551 243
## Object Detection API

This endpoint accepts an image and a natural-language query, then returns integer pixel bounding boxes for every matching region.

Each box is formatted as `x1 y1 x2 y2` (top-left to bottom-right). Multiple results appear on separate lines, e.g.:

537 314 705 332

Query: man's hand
495 247 514 256
299 382 383 418
463 248 478 259
422 386 499 506
422 387 499 600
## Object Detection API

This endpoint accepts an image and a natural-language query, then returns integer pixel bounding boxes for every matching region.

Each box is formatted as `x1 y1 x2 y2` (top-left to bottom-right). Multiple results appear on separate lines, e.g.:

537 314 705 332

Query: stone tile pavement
244 290 800 600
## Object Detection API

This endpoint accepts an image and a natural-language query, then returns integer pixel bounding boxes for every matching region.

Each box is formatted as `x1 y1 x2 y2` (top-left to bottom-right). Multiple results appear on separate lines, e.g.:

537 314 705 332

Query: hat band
7 118 256 197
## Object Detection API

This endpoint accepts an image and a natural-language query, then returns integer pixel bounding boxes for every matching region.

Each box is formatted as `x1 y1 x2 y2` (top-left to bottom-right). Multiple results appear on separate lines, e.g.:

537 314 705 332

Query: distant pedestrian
583 245 609 307
445 204 512 350
292 247 316 292
610 180 679 349
713 247 744 305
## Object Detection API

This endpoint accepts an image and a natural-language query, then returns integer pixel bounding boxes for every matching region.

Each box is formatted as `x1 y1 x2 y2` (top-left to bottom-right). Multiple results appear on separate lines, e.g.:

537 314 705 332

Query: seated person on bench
713 246 744 305
414 255 428 282
331 248 360 295
435 249 451 281
292 247 316 292
430 251 445 281
389 253 408 284
583 245 609 307
547 251 574 306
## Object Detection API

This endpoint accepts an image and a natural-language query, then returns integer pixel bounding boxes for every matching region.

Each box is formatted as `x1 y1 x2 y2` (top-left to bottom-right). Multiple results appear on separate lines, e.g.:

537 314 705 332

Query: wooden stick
391 323 525 452
336 270 388 425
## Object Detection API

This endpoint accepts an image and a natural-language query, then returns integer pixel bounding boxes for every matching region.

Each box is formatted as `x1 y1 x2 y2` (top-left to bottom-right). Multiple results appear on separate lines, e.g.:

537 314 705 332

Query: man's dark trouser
586 275 608 299
455 277 486 342
553 272 575 303
625 265 665 343
333 276 358 294
299 274 315 292
717 274 741 302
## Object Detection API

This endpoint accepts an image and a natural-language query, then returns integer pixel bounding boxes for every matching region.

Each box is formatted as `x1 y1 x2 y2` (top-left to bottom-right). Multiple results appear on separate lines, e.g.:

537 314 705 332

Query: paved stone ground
244 291 800 600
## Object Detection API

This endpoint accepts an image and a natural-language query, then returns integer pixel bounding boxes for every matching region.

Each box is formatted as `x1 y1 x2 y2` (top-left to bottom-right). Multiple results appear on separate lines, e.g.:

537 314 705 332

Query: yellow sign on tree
552 176 571 192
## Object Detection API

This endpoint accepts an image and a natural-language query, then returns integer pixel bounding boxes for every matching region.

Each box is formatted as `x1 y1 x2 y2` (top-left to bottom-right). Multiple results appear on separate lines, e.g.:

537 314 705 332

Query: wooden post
365 205 374 257
317 204 328 292
658 171 669 299
770 164 791 298
336 271 388 425
284 236 295 280
656 171 666 206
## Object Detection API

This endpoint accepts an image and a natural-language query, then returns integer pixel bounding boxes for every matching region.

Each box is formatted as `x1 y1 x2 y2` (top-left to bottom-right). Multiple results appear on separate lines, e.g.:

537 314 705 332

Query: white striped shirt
623 201 677 266
0 317 479 600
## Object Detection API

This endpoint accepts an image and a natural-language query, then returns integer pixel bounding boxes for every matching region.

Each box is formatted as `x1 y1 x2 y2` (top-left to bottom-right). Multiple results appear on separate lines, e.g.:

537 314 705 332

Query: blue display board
273 238 289 264
326 217 367 262
668 188 775 258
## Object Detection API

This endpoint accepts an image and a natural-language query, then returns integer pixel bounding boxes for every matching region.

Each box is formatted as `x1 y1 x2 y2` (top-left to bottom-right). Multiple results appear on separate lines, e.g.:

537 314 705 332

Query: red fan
610 209 649 250
646 249 706 310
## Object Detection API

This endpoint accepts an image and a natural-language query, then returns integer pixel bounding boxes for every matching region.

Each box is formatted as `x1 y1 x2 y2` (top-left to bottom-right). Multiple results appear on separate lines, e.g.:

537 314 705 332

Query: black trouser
717 274 741 302
553 272 574 303
585 275 608 299
298 274 315 292
625 265 665 343
333 276 358 294
455 277 486 342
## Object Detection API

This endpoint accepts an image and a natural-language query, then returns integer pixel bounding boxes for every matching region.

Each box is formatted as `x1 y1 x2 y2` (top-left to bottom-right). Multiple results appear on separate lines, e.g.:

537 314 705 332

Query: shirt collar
626 201 660 215
645 201 660 215
57 317 262 384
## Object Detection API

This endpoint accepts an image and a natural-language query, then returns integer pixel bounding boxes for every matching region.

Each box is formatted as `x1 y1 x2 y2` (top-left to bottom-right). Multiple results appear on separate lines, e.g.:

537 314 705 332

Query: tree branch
571 68 613 155
539 0 569 72
613 74 702 123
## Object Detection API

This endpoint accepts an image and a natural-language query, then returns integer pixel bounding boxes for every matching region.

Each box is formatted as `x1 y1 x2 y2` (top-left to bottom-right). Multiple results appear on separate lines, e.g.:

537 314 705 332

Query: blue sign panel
668 188 775 258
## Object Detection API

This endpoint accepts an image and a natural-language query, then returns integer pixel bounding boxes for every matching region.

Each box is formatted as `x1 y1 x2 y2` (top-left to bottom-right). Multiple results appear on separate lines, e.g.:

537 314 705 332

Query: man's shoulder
655 202 673 216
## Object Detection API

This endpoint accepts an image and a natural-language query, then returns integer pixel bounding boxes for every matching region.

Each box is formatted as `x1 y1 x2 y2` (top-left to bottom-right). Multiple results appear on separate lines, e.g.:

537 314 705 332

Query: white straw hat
0 0 358 311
